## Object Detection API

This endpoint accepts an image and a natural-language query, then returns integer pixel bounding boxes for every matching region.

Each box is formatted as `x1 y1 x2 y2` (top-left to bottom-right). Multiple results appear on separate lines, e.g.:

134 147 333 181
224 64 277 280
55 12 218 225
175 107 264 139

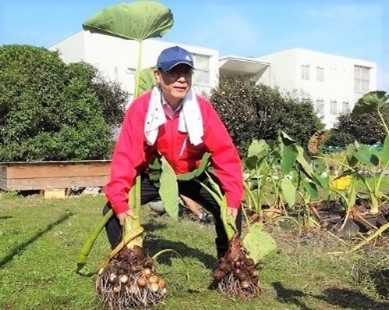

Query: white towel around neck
144 86 204 146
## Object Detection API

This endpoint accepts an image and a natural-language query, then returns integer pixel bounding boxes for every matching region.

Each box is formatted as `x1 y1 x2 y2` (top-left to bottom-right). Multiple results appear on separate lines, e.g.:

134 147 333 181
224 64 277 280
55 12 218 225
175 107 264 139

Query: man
103 45 243 259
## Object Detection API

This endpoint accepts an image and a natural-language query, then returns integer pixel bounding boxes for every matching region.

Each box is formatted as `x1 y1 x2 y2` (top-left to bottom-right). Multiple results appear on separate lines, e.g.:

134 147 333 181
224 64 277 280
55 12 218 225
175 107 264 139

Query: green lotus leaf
281 176 296 206
83 1 174 41
159 156 179 221
352 91 388 116
177 152 211 181
243 222 277 264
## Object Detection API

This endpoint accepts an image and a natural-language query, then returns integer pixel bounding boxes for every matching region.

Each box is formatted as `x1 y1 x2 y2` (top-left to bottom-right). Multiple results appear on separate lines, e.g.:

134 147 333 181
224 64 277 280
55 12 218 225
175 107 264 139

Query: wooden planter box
0 160 111 194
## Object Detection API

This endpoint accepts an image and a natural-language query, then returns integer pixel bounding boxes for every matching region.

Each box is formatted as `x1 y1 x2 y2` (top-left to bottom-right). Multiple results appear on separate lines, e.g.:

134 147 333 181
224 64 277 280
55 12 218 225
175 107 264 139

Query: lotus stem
349 222 389 252
76 209 113 272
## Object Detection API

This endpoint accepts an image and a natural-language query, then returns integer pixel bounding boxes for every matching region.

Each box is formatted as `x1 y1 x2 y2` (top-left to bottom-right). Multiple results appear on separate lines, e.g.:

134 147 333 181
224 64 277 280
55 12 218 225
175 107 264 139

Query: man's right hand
117 208 136 226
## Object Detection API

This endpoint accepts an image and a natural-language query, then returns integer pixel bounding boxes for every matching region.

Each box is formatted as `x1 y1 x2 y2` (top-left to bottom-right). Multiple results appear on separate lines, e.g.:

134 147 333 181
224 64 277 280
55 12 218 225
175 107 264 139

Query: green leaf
204 172 236 239
245 155 259 170
247 139 269 157
82 1 174 41
295 145 315 179
345 144 358 167
281 145 297 175
243 222 277 264
380 135 389 166
280 131 296 144
353 144 378 167
352 91 388 116
159 157 179 221
302 179 318 199
138 67 156 95
147 156 162 187
177 152 211 181
280 137 297 175
281 176 296 206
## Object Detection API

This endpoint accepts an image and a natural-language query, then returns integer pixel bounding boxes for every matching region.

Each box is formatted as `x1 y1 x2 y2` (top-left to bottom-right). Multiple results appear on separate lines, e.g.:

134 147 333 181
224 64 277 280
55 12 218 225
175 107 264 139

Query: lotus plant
78 1 175 308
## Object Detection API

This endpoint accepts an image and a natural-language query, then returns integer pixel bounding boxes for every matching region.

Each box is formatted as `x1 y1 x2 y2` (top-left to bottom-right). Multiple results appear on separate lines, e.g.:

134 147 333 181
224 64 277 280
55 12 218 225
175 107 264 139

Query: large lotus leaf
83 1 174 41
243 222 276 264
352 91 389 116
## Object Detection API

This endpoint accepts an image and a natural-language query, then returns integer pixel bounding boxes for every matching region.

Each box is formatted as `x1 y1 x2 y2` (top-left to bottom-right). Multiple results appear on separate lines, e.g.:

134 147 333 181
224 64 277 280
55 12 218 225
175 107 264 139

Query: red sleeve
200 98 243 209
104 95 149 215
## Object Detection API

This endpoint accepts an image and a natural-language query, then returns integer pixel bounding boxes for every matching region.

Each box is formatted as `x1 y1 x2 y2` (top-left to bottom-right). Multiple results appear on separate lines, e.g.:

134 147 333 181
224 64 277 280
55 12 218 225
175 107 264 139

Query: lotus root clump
96 246 167 309
212 234 260 298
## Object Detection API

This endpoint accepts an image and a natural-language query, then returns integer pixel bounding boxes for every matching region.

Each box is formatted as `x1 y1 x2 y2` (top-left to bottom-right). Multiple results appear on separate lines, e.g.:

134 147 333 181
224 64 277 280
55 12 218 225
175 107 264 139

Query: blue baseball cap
156 46 194 72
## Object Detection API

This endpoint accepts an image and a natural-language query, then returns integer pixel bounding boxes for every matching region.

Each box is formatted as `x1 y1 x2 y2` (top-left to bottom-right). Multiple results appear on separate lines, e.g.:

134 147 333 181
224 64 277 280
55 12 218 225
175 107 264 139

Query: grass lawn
0 193 388 310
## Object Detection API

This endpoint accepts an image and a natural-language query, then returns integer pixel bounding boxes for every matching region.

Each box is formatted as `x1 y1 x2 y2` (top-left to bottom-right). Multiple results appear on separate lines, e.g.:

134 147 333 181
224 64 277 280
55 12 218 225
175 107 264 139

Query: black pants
103 173 242 258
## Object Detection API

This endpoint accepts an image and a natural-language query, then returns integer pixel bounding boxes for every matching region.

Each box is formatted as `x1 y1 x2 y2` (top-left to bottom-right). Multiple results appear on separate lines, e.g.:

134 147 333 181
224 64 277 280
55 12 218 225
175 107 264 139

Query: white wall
51 34 378 129
256 48 377 128
51 31 86 63
50 31 219 98
257 50 298 92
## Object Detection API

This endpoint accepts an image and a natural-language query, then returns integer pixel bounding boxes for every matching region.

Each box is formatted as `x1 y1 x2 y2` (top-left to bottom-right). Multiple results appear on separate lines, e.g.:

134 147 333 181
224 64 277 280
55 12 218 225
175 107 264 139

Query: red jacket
105 91 243 215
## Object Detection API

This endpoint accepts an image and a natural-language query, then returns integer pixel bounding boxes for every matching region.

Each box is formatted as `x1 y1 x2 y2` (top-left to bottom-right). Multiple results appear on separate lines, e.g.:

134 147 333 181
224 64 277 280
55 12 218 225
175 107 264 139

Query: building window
114 66 119 81
315 99 325 115
354 65 370 97
248 76 257 87
316 66 324 82
342 101 350 113
192 53 210 85
330 100 337 115
301 64 310 80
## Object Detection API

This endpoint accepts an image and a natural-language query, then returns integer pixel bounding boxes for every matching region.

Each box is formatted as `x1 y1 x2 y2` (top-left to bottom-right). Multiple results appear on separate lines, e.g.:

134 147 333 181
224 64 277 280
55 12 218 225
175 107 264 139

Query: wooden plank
0 165 7 177
0 177 7 190
5 161 111 179
5 175 109 191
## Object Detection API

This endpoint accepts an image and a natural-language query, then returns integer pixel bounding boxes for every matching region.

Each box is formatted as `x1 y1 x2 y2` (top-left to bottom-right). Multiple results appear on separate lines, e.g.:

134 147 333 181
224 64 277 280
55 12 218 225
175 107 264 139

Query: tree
352 91 389 135
0 44 128 161
210 76 323 155
330 113 387 146
325 91 389 147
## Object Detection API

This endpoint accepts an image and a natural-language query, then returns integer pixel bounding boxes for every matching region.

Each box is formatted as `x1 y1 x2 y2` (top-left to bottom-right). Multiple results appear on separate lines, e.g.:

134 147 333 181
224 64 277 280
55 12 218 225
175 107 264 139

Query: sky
1 0 388 91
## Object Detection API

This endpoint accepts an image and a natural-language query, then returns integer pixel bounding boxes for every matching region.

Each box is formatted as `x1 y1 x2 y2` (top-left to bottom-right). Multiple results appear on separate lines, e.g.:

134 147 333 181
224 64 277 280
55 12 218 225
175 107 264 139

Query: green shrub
0 44 128 161
210 76 323 155
328 111 388 147
278 96 324 147
210 78 258 154
325 129 355 147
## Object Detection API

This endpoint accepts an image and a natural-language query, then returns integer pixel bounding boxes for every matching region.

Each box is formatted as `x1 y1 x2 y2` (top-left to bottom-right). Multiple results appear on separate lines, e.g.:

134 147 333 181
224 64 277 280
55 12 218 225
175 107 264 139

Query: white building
51 32 377 129
50 30 219 99
255 48 377 128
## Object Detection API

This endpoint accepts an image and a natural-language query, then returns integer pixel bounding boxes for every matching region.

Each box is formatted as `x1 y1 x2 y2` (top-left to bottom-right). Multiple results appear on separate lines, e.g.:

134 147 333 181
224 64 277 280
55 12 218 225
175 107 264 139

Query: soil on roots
96 246 166 309
212 234 260 299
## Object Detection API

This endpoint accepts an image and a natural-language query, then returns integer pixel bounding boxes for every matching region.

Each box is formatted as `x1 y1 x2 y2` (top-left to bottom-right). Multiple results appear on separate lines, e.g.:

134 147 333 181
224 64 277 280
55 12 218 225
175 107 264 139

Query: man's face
154 64 193 105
